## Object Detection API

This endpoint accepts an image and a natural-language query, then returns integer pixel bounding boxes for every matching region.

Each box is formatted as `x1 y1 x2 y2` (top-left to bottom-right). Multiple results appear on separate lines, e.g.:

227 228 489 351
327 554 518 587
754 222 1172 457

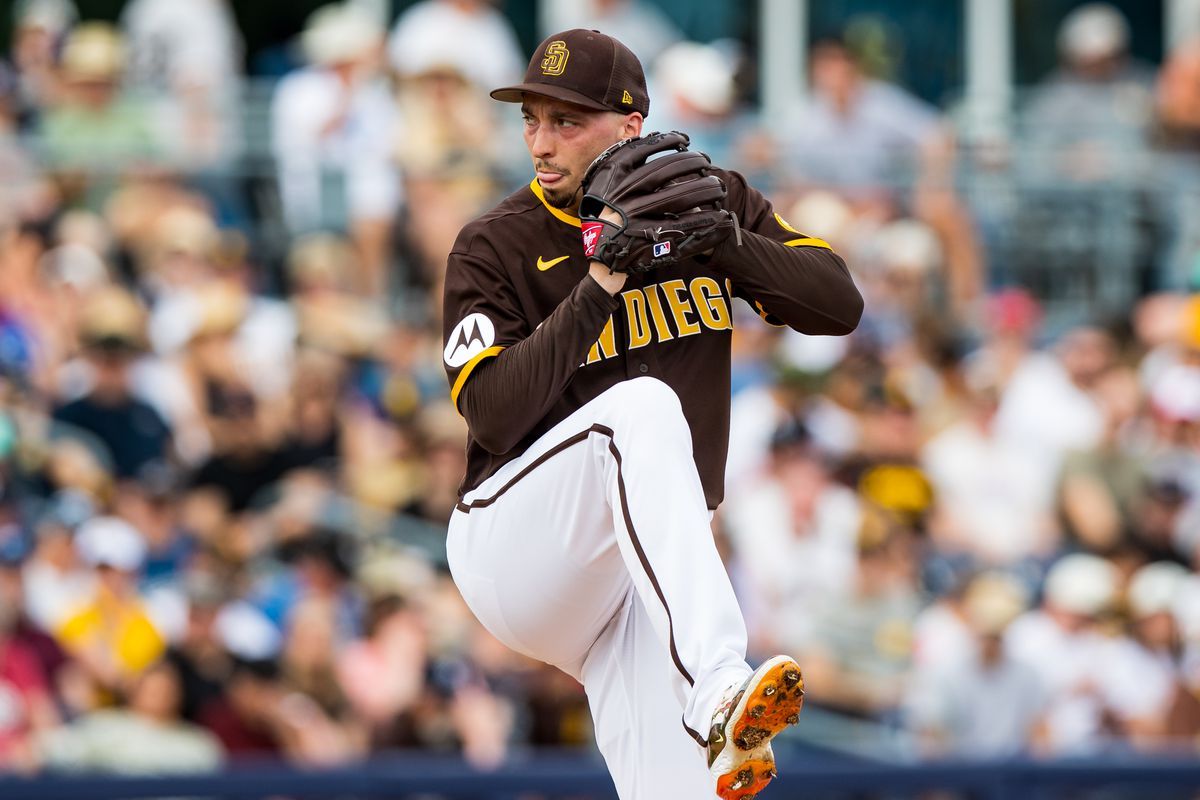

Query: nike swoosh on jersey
537 255 570 271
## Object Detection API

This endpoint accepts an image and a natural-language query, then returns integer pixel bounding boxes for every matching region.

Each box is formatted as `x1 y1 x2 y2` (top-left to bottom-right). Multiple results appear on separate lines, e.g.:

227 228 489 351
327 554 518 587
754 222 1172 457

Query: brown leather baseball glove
579 131 740 274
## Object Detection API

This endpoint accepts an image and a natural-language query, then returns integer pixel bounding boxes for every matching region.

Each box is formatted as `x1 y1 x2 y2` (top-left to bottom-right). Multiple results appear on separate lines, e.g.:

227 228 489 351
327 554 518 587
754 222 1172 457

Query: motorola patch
444 313 496 368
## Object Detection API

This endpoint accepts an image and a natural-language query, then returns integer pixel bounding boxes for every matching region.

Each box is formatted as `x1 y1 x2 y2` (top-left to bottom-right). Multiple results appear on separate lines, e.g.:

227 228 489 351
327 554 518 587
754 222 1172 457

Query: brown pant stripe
455 426 605 513
685 717 708 748
602 430 696 688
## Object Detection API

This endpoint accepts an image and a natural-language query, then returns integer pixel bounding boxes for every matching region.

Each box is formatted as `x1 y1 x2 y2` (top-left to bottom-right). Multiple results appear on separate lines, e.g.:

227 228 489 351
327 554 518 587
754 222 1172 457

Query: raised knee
608 377 683 414
600 378 691 443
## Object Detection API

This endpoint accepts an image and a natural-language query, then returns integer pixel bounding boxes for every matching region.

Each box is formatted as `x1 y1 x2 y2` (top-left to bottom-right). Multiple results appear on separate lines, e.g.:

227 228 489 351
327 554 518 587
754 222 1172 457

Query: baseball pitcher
442 28 863 799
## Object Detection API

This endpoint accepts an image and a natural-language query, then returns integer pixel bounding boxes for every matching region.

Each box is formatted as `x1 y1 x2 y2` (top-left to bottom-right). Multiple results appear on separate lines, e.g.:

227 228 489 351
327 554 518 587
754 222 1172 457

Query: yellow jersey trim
784 236 833 250
450 346 505 409
530 178 582 228
774 212 801 234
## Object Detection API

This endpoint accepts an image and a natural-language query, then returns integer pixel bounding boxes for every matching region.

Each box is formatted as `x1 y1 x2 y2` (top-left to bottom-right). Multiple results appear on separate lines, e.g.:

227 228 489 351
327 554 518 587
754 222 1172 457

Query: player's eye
557 118 578 129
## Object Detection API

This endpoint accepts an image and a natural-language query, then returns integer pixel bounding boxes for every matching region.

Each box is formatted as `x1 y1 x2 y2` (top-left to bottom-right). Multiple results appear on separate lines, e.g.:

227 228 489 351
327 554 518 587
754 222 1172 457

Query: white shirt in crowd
992 353 1105 490
723 476 861 649
906 647 1045 757
922 416 1055 563
1004 610 1176 752
388 0 524 87
1005 610 1107 752
271 68 401 233
120 0 245 164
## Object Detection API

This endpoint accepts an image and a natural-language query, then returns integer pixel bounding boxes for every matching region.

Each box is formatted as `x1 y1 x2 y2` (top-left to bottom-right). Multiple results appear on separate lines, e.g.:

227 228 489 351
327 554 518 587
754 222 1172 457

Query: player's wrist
588 260 628 295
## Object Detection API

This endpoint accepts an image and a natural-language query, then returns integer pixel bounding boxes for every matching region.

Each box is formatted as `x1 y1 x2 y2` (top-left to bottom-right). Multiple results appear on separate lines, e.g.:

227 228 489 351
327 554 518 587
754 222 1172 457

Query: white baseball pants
447 377 753 798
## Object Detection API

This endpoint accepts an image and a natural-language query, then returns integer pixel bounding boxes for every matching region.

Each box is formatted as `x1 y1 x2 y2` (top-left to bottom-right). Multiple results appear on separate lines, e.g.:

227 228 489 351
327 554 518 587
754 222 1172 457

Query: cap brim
490 83 614 113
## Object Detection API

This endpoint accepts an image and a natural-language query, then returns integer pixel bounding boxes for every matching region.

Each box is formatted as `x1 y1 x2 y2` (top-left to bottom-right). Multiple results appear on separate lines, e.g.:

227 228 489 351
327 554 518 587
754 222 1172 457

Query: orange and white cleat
707 655 805 800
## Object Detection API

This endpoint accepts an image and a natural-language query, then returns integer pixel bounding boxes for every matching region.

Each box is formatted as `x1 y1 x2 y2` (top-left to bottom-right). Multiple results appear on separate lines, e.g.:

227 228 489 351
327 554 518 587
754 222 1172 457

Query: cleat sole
715 758 776 800
730 658 805 753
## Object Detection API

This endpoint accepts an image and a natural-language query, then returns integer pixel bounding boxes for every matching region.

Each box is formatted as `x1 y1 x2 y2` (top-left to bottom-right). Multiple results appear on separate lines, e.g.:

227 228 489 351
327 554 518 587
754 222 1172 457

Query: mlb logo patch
653 241 671 258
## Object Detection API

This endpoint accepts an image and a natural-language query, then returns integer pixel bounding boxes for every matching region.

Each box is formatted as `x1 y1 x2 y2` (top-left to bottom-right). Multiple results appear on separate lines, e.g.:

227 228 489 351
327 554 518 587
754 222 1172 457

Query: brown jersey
443 169 862 509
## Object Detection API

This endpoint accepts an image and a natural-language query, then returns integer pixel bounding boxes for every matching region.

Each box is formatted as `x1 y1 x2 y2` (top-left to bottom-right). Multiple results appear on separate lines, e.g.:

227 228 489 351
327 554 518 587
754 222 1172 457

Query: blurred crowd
0 0 1198 777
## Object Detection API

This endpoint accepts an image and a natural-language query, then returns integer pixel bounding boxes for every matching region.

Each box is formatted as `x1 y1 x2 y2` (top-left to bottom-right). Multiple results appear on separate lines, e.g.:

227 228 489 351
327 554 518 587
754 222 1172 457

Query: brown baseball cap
491 29 649 117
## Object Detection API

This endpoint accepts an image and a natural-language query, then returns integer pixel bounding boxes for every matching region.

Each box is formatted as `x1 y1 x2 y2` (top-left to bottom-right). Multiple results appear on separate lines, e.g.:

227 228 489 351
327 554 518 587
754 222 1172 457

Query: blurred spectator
0 62 53 224
20 491 96 633
0 541 61 771
393 61 512 292
723 417 862 655
923 372 1056 567
54 516 165 692
1157 36 1200 152
388 0 524 91
274 594 368 764
38 23 163 204
401 403 467 525
1116 561 1190 746
186 380 294 514
783 36 983 318
196 656 289 758
271 3 400 296
966 287 1044 393
1174 575 1200 717
164 573 232 723
1155 37 1200 290
801 509 922 718
1004 553 1131 753
553 0 683 68
119 0 244 169
992 325 1115 494
1055 367 1148 558
36 659 223 772
8 0 77 128
784 36 944 196
52 286 173 480
650 41 748 170
1022 3 1155 184
837 385 934 534
335 593 425 745
852 217 945 345
907 572 1043 757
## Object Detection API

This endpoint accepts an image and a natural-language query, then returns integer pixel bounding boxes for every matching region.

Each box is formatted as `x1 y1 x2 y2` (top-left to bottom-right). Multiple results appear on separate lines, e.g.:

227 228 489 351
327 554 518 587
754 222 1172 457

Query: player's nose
527 125 555 160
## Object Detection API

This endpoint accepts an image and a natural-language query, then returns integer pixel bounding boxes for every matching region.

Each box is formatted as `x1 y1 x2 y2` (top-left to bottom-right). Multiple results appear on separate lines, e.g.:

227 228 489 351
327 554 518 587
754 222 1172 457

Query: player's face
521 95 642 211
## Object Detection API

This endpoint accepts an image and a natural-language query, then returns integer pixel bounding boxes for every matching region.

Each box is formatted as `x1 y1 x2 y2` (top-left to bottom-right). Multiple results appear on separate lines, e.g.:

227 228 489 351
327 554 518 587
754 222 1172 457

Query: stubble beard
542 180 582 210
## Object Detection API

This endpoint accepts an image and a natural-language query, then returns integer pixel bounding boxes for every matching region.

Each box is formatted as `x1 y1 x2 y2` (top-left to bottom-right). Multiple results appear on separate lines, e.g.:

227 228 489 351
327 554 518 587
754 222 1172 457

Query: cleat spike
748 704 765 719
787 714 800 725
783 669 801 687
763 684 776 696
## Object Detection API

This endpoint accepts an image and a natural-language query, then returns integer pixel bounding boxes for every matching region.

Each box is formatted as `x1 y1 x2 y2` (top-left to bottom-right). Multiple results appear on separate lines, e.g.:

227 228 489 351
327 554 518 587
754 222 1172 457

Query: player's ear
622 112 644 139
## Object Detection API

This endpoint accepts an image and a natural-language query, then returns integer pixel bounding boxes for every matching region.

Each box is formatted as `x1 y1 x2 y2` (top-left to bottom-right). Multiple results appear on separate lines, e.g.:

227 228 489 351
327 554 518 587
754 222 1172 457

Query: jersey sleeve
442 245 529 409
717 170 862 334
